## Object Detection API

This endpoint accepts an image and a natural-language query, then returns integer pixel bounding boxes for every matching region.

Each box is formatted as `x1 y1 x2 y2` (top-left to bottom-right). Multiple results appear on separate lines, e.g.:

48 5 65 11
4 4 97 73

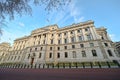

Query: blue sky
0 0 120 45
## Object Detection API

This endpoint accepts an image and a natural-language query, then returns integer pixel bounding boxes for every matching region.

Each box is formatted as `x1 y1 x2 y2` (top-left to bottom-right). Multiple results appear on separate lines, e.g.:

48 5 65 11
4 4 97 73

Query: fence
0 61 119 69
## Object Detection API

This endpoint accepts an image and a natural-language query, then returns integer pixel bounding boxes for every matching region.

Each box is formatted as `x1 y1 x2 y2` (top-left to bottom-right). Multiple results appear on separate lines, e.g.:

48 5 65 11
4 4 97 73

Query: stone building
0 42 11 64
114 41 120 57
0 20 119 68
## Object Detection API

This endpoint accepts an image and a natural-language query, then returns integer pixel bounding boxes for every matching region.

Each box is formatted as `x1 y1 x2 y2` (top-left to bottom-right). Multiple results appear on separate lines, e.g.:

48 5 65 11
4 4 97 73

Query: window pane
80 44 84 48
41 47 43 50
77 29 81 33
72 45 75 48
57 53 60 58
78 36 83 41
50 47 52 50
82 51 86 57
73 51 76 58
58 40 61 44
87 34 92 40
64 46 67 49
39 53 42 58
28 54 30 59
107 50 113 56
51 39 53 44
71 37 75 42
65 52 68 58
90 43 94 47
104 43 108 47
49 53 52 58
35 48 37 51
85 27 89 31
58 47 60 50
64 38 67 43
92 50 97 56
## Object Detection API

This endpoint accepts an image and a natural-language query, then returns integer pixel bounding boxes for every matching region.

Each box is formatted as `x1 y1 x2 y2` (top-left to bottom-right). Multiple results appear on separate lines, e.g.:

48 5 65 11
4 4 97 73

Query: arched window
107 50 113 56
92 50 97 57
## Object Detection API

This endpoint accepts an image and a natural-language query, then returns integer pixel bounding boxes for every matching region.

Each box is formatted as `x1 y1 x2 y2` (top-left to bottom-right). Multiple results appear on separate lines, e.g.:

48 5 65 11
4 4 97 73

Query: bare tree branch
0 0 71 36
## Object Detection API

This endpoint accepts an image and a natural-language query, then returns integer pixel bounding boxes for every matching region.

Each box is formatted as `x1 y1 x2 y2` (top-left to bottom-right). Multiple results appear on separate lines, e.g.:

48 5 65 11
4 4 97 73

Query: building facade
0 20 120 67
0 42 11 64
114 41 120 57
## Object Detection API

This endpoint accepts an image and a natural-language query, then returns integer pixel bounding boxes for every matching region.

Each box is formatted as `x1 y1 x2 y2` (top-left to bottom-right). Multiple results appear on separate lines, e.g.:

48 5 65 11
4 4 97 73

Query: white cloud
69 0 84 23
47 0 84 25
109 34 119 42
0 28 29 45
109 34 114 40
18 22 25 27
0 30 17 45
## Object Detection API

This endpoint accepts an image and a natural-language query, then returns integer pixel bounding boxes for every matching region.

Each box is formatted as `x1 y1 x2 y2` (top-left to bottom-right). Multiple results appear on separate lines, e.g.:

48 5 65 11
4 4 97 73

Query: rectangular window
50 47 52 50
28 54 30 59
64 46 67 49
87 34 92 40
58 33 61 37
85 27 89 31
35 48 37 51
58 39 61 44
71 31 73 34
41 47 43 50
78 36 83 41
39 53 42 58
11 56 13 60
52 34 54 36
57 53 60 58
92 50 97 57
82 51 86 57
43 40 45 44
90 43 94 47
18 56 20 60
58 47 60 50
64 38 67 43
43 34 46 37
80 44 84 48
38 41 40 44
30 48 32 52
65 52 68 58
14 56 16 60
72 45 75 48
64 32 66 35
49 53 52 58
33 53 35 56
38 35 41 38
107 50 113 56
77 29 81 33
104 43 108 47
73 51 76 58
51 39 53 44
71 37 75 42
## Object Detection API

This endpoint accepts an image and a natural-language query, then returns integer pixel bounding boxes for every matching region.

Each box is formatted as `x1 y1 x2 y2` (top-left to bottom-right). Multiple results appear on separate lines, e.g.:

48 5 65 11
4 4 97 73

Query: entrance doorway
31 58 34 65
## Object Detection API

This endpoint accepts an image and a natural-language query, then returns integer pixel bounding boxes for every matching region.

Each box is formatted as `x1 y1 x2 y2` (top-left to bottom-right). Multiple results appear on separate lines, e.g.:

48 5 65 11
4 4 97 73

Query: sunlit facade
0 20 119 67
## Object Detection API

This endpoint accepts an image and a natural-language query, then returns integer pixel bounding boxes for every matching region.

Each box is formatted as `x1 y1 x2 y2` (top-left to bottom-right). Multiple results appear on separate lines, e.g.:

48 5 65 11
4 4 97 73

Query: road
0 68 120 80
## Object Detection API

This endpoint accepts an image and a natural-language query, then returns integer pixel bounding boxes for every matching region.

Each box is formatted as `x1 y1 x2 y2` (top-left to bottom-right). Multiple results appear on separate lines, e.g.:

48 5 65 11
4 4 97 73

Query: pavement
0 68 120 80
